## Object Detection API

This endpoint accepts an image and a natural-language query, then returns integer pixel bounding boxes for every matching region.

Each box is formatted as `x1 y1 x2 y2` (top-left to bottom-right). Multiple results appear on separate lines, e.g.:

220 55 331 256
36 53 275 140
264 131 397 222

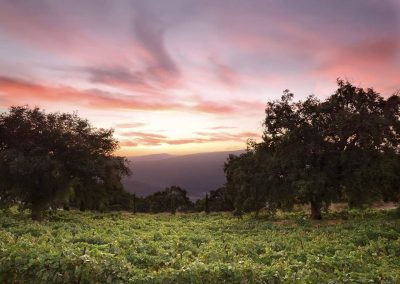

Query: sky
0 0 399 156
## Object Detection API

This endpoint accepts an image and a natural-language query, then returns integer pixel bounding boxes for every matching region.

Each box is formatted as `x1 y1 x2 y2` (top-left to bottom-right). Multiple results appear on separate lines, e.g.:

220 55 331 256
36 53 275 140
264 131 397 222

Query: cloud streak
0 76 263 115
120 130 259 147
312 38 400 91
132 1 180 82
0 76 180 111
115 122 146 129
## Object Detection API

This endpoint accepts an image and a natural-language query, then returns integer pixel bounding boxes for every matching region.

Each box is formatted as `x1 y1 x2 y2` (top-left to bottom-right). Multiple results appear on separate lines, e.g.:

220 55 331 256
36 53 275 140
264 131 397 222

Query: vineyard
1 209 399 283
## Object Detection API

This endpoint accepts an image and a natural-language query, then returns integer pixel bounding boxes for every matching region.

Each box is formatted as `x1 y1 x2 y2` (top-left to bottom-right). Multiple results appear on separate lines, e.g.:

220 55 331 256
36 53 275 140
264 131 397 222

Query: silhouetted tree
208 187 234 212
145 186 193 213
224 142 273 216
0 106 130 220
322 82 400 207
224 80 400 219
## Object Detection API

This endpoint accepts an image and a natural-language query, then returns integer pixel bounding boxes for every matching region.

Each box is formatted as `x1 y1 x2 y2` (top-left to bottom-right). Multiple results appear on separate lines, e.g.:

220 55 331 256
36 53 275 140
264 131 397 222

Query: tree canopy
0 106 130 220
224 80 400 219
143 186 193 214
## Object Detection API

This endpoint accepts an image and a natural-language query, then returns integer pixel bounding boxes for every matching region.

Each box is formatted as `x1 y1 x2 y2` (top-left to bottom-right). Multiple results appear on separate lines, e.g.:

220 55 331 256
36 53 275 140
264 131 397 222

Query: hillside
123 150 244 198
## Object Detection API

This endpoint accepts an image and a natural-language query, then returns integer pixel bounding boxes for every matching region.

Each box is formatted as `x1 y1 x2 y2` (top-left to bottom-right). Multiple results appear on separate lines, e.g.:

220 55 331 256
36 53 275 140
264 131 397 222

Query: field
1 209 399 283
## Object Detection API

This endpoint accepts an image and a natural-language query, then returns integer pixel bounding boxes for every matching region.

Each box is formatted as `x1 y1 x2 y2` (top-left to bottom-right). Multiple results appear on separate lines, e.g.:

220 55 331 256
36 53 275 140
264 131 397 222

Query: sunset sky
0 0 399 156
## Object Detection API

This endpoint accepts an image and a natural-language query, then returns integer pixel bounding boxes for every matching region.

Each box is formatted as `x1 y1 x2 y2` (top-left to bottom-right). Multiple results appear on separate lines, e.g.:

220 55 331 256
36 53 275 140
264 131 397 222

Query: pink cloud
0 76 180 111
0 75 265 115
115 122 146 128
121 132 168 139
120 130 260 147
192 100 235 114
312 38 400 94
208 56 242 87
119 140 139 147
209 126 238 130
0 1 183 91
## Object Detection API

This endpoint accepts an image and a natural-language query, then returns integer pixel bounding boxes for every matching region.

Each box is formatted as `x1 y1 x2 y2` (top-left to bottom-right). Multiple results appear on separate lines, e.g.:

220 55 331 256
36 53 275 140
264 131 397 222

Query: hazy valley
123 150 244 198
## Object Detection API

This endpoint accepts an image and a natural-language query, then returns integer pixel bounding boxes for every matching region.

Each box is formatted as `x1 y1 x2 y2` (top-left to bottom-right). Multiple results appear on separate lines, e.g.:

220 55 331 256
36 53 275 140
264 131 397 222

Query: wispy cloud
120 130 259 147
0 76 263 115
115 122 146 129
208 55 241 87
209 126 238 130
119 140 139 147
0 76 180 111
130 1 181 88
312 38 400 93
82 66 153 93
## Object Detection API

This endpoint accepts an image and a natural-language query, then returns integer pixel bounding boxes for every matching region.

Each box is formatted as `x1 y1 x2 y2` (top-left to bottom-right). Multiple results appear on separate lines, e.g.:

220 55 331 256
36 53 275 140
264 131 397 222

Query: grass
0 208 399 283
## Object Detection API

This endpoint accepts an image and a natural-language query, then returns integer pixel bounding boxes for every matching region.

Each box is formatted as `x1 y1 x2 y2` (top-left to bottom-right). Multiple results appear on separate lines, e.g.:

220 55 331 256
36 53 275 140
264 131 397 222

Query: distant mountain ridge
130 153 174 162
123 150 244 199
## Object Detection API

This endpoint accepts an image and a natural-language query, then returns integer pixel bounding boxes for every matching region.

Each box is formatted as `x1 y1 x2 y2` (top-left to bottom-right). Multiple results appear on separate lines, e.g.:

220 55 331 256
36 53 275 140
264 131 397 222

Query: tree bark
310 200 322 220
79 201 86 211
31 203 44 221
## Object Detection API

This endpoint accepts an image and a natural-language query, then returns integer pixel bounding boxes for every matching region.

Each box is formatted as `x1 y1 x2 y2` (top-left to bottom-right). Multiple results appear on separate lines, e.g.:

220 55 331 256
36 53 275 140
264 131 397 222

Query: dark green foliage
144 186 193 214
196 187 234 213
0 106 130 219
225 81 400 219
209 187 234 211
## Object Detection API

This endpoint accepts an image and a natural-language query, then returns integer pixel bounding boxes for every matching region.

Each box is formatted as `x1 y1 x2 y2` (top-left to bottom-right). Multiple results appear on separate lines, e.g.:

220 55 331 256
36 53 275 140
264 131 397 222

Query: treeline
1 80 399 220
132 186 233 214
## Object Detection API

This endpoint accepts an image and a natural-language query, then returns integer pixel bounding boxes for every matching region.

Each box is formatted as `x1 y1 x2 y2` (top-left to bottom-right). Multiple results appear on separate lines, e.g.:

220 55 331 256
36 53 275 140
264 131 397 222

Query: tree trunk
132 197 136 214
31 203 44 221
170 196 176 215
310 200 322 220
79 201 86 211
